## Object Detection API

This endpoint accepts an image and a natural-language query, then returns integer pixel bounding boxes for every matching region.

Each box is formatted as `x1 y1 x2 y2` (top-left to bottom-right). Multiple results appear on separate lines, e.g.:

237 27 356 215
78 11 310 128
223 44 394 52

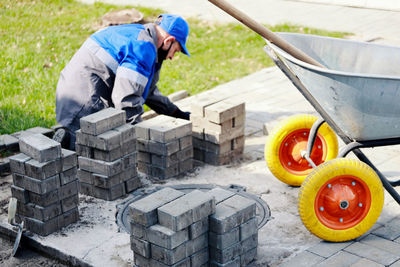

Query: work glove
172 108 191 120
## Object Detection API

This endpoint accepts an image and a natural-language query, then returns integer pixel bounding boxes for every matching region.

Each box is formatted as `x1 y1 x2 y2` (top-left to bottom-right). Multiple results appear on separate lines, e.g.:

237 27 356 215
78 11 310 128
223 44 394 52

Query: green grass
0 0 347 135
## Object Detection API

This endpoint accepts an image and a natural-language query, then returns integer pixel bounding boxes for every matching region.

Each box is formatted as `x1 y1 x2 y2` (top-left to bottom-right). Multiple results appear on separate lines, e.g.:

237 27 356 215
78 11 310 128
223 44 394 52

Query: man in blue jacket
54 14 191 150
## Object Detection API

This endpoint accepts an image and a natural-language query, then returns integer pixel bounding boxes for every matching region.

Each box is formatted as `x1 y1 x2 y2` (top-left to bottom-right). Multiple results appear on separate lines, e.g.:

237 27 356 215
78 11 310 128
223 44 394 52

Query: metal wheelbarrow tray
264 33 400 241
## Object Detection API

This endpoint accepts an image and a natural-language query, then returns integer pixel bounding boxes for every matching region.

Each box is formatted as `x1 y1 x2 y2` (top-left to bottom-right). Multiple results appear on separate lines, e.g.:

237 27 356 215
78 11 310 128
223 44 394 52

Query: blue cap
157 14 190 57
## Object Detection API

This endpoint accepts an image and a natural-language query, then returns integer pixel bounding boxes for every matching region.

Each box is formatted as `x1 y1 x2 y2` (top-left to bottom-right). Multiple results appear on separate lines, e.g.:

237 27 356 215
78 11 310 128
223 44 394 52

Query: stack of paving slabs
135 115 193 180
129 187 215 267
191 99 245 165
207 187 258 266
75 108 140 200
9 133 79 236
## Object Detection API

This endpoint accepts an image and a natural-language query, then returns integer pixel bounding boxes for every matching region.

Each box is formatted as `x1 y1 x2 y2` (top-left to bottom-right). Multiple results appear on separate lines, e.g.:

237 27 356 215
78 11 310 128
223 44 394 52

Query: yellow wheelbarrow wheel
265 114 338 186
298 158 384 242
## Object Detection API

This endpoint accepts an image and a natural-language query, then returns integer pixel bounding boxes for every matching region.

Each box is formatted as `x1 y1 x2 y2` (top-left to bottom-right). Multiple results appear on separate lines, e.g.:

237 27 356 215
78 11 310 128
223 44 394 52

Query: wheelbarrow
208 0 400 242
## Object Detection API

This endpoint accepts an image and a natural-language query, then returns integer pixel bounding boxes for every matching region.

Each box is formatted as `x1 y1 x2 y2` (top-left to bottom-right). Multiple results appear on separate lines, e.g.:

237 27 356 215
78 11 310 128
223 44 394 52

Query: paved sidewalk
4 1 399 266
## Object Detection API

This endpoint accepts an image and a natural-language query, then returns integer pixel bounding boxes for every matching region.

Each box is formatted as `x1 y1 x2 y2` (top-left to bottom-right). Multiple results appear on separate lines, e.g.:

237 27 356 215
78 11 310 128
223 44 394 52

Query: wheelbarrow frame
264 45 400 204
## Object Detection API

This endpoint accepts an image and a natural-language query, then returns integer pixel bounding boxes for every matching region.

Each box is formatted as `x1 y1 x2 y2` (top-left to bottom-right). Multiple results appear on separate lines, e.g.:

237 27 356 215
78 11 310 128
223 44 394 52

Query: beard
157 42 172 62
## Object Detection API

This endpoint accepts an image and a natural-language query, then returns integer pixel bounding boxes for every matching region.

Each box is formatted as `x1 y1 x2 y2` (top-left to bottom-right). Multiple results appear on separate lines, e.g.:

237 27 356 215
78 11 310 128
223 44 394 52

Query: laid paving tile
360 234 400 255
279 251 325 267
315 251 361 267
350 258 384 267
306 240 353 258
372 217 400 240
391 259 400 267
344 241 400 266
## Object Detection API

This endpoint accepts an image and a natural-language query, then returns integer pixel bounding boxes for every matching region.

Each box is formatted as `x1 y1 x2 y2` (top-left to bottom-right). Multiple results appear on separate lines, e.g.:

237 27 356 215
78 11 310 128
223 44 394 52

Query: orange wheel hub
315 175 371 230
279 129 326 175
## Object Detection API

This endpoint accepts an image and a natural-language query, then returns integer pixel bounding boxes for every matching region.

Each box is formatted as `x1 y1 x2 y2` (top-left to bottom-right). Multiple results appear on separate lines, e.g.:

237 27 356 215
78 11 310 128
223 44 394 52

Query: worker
53 14 191 150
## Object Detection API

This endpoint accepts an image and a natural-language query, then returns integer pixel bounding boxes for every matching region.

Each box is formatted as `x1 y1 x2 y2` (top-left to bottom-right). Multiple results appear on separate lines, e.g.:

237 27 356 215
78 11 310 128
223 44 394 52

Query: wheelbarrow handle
208 0 326 69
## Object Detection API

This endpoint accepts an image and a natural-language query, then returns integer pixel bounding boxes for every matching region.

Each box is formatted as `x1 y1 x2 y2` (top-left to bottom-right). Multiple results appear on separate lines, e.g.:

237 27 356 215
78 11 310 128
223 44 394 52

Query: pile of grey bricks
191 99 245 165
9 133 79 236
75 108 140 201
129 187 258 267
135 115 193 180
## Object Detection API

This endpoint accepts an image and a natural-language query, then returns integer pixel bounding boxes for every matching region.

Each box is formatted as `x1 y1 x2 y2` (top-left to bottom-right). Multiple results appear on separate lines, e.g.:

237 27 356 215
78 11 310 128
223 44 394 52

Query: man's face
158 37 182 62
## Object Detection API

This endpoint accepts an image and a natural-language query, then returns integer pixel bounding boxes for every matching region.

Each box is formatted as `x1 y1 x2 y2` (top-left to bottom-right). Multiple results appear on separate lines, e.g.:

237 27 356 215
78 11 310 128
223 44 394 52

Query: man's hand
172 108 190 120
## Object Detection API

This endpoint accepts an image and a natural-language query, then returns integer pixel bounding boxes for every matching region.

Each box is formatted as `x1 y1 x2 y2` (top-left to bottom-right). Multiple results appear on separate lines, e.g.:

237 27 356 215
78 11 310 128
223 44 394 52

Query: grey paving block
317 250 361 267
92 172 122 189
137 162 152 176
177 147 194 161
134 252 151 267
193 148 205 162
279 251 325 267
373 217 400 240
10 185 30 204
79 182 93 196
149 116 192 143
241 233 258 253
240 217 258 241
360 233 400 255
92 183 125 201
121 139 137 156
350 258 384 267
185 233 208 255
78 156 122 176
8 153 31 174
24 215 59 236
179 135 192 150
204 146 244 166
193 136 245 155
19 133 61 162
120 166 138 182
151 153 181 168
131 221 148 240
147 224 189 250
209 226 240 250
76 129 122 151
24 158 59 180
59 166 77 185
206 187 235 204
191 247 208 267
204 125 244 144
58 207 79 228
158 190 215 231
122 152 137 169
131 235 151 258
79 107 126 135
344 241 400 266
59 180 79 200
0 134 19 152
12 173 25 188
28 189 59 207
204 100 245 124
28 202 62 222
129 187 185 227
75 144 93 158
61 194 79 213
138 151 152 164
125 177 141 193
151 164 180 180
137 139 180 156
179 158 193 174
76 169 93 185
26 126 54 138
60 149 77 172
151 257 191 267
190 95 227 117
151 242 187 265
307 240 353 258
114 123 136 142
93 146 122 162
189 217 208 240
240 247 257 267
23 174 60 195
209 195 256 234
209 241 241 264
210 258 240 267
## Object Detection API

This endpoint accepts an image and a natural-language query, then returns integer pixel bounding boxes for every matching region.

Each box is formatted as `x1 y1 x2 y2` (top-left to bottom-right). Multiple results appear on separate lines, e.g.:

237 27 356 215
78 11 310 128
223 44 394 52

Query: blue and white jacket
55 24 177 130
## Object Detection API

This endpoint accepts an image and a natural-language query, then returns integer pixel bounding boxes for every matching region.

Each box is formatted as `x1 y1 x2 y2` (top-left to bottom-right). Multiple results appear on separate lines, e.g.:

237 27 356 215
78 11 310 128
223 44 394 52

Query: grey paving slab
344 242 400 266
279 251 325 267
351 258 384 267
359 234 400 255
315 250 361 267
372 217 400 241
306 240 353 258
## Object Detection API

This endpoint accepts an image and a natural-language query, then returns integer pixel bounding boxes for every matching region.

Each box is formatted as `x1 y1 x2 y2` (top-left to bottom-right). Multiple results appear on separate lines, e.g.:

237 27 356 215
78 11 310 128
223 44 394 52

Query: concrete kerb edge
0 222 93 267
